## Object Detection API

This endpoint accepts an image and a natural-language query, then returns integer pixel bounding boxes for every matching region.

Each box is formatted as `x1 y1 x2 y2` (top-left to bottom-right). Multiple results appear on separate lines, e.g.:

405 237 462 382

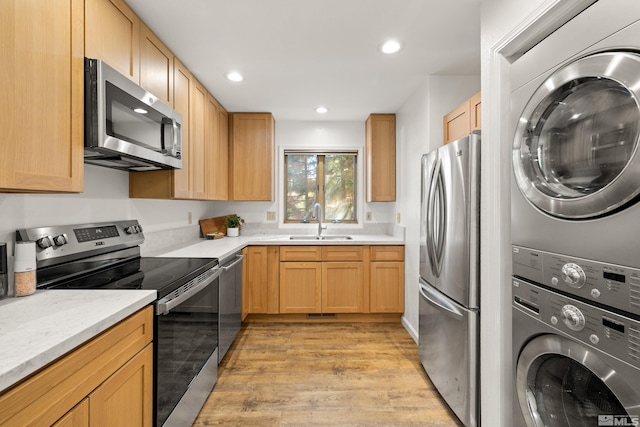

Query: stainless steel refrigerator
418 131 480 427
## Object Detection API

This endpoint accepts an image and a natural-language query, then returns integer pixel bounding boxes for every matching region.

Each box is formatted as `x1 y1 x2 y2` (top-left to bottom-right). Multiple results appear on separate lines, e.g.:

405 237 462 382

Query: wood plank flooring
194 322 463 426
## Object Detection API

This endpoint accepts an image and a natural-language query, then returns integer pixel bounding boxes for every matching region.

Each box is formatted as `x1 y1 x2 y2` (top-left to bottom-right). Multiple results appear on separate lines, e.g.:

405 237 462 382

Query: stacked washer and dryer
511 2 640 426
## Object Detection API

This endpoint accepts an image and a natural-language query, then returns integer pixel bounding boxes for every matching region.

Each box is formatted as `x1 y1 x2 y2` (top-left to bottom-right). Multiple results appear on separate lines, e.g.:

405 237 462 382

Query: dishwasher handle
157 266 222 315
221 254 245 271
419 280 463 319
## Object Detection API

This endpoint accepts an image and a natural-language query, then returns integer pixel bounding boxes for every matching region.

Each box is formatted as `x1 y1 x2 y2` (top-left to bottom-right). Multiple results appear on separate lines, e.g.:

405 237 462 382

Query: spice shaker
0 243 7 299
14 241 36 296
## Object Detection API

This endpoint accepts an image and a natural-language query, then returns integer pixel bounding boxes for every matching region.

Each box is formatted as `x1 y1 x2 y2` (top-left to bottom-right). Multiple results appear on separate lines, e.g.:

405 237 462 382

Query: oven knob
590 334 600 345
135 225 143 233
591 288 601 299
124 226 136 234
53 234 68 246
36 236 54 249
561 304 585 331
561 263 586 288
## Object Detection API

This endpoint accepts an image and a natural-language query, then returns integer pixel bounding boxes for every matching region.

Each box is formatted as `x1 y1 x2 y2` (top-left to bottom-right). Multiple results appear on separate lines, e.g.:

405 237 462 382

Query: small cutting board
199 214 239 237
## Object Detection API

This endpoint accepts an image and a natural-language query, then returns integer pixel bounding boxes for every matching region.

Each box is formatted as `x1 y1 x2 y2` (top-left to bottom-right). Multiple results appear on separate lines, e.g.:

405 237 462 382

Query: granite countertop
154 233 404 261
0 289 156 393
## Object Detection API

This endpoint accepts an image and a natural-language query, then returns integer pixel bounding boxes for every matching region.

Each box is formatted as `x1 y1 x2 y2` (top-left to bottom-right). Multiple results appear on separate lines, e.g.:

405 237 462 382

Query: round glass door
513 52 640 219
516 335 639 427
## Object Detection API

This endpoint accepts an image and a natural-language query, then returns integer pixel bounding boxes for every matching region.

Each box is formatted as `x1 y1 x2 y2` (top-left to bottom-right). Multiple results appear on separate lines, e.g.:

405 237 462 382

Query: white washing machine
512 278 640 427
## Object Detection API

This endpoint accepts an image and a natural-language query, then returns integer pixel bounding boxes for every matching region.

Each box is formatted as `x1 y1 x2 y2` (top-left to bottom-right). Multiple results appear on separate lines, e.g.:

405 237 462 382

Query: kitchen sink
288 235 353 240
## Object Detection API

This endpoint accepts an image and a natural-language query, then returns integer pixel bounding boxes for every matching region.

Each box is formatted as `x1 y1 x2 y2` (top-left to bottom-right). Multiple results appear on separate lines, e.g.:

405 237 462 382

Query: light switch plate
366 212 372 221
266 211 276 221
396 213 401 223
188 212 193 224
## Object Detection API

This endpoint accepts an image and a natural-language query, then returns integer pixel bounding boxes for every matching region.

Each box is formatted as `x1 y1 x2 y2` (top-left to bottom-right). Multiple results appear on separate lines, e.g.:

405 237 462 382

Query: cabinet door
322 262 364 313
443 100 470 144
85 0 140 82
246 246 269 313
365 114 396 202
172 58 193 198
470 92 481 131
279 262 322 313
140 22 173 105
89 344 153 427
208 104 229 200
53 399 89 427
207 95 229 200
370 262 405 313
0 0 84 192
229 113 274 201
191 80 208 200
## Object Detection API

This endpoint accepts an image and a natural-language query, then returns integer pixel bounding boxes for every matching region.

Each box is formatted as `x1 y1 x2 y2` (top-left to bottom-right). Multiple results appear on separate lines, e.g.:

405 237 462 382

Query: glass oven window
156 282 219 426
525 354 627 426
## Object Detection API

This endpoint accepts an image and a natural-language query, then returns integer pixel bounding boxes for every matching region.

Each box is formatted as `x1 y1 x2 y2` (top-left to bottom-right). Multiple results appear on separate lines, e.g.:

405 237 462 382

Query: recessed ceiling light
315 106 328 114
226 72 243 82
381 40 401 54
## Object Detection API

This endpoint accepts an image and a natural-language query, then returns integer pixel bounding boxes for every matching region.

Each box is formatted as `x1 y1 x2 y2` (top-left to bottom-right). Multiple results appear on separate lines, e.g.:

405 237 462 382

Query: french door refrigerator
418 131 480 427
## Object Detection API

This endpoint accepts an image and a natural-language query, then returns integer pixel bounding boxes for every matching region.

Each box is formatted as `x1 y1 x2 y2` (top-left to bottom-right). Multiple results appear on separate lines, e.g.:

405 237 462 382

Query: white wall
396 75 480 338
0 165 215 252
210 120 395 228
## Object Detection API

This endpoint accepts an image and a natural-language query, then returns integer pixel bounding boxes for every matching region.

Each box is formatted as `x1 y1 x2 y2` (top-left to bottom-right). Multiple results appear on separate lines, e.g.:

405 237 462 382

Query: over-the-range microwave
84 57 182 171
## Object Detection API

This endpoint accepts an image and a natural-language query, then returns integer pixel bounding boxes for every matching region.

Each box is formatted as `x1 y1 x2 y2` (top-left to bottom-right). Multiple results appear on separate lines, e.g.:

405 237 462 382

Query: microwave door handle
161 117 178 156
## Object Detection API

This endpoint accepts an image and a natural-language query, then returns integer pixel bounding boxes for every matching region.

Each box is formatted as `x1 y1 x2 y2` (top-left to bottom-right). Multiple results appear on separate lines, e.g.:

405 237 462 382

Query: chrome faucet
312 202 327 237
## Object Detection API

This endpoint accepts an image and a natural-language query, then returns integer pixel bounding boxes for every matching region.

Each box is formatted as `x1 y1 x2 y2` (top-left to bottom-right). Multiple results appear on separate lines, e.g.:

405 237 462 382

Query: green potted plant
225 215 242 237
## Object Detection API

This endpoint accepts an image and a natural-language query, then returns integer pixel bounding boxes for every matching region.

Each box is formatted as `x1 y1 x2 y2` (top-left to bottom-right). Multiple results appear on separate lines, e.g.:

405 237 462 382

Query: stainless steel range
17 220 220 427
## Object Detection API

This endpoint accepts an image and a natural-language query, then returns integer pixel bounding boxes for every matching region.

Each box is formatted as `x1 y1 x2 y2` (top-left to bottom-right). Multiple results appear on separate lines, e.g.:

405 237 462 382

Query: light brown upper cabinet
206 96 229 200
129 57 193 199
229 113 275 201
0 0 84 193
443 91 481 144
85 0 140 83
366 114 396 202
191 79 209 200
139 22 173 106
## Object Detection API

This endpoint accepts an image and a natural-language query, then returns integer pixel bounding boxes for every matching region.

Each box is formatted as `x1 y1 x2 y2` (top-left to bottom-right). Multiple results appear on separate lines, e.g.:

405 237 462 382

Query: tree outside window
285 151 357 223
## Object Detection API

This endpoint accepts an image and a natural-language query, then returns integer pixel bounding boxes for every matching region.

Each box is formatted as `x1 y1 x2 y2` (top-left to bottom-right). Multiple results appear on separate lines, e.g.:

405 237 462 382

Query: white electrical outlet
267 211 276 221
396 213 401 223
366 212 372 221
188 212 193 224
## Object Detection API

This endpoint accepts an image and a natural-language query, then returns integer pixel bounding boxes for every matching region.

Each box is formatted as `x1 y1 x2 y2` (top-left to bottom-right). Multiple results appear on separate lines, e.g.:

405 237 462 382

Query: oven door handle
156 267 222 315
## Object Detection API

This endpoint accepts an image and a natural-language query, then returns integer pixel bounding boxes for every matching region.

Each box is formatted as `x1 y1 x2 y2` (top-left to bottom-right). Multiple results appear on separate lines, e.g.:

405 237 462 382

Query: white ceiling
126 0 481 121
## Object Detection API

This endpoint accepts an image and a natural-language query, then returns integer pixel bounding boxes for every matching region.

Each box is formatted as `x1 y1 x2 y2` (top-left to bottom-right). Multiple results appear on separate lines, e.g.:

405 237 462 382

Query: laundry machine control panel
513 278 640 365
513 245 640 317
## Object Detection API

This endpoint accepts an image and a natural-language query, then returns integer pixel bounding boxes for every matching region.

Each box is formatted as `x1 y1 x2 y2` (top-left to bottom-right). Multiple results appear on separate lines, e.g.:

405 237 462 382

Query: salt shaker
14 241 36 296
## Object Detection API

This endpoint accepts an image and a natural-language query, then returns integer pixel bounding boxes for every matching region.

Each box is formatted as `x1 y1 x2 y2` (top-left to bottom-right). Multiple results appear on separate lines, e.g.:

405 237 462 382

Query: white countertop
0 289 156 393
155 234 404 261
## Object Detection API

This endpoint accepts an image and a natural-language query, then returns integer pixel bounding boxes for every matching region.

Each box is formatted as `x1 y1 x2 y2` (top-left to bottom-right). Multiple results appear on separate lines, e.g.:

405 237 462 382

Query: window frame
283 150 358 224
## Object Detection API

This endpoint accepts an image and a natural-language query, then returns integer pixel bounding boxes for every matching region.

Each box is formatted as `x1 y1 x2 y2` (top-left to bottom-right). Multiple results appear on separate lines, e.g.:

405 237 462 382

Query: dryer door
513 52 640 219
515 334 640 427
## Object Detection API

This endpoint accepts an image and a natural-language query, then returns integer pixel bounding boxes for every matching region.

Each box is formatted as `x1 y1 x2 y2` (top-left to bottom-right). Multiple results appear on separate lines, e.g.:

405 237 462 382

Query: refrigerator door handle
419 281 464 319
426 158 440 276
434 165 447 275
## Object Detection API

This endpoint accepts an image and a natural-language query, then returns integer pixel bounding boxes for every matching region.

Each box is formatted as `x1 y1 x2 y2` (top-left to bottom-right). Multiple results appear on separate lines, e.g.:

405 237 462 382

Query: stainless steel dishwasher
218 251 244 363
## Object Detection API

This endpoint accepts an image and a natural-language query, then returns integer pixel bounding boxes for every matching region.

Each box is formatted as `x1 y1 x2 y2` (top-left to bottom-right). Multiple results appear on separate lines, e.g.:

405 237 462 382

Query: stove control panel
17 220 145 267
512 245 640 317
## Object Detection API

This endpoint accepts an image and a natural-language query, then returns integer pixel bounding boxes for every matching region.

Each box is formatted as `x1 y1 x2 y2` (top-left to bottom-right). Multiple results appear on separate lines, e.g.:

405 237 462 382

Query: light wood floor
194 322 463 426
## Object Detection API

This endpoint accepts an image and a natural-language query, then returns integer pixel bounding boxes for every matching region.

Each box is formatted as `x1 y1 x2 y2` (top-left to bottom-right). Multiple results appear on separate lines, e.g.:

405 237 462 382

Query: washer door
513 51 640 219
516 335 640 427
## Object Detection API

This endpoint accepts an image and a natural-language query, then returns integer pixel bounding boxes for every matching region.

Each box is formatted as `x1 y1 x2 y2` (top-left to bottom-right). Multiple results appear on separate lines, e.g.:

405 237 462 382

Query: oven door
512 51 640 219
155 267 220 427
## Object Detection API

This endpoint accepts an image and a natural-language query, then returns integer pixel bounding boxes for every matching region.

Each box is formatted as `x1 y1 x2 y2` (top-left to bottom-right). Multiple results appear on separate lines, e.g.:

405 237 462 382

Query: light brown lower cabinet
322 262 365 313
246 245 280 314
279 262 322 313
0 307 154 426
370 246 405 313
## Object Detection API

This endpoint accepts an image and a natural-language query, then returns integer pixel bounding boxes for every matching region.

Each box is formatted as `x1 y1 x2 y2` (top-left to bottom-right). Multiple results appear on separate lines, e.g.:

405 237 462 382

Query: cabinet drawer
321 246 363 261
370 245 404 261
280 246 322 261
0 306 153 426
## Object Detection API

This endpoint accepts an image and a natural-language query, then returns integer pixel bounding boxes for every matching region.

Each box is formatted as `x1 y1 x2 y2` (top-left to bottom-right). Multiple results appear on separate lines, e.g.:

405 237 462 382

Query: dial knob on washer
561 263 586 288
561 304 585 331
